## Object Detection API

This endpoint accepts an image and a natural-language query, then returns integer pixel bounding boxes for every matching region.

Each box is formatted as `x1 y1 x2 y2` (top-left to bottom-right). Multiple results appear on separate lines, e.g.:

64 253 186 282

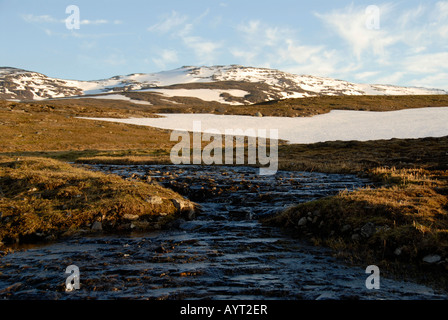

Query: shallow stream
0 165 446 300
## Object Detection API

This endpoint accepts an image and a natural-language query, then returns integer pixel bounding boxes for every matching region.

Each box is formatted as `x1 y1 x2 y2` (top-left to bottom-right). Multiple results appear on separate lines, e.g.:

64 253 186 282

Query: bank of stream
0 164 446 300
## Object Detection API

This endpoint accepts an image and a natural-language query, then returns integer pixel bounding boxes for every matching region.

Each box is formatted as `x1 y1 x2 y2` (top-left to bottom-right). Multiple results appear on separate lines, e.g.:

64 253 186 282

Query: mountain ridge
1 65 446 104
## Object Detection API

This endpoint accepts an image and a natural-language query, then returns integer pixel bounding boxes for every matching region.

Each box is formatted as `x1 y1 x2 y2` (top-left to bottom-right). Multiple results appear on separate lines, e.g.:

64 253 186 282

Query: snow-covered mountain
1 65 446 104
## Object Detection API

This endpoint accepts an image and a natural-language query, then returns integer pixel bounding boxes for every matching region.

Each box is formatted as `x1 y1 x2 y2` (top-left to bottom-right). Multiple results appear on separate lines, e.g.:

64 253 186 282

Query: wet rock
298 217 307 227
423 255 441 264
360 222 376 238
91 221 102 231
229 209 252 220
172 198 196 220
315 292 336 300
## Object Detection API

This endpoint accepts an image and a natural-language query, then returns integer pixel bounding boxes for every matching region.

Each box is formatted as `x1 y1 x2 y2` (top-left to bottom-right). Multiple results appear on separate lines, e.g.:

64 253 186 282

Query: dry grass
0 156 196 248
278 136 448 173
1 96 448 286
265 167 448 286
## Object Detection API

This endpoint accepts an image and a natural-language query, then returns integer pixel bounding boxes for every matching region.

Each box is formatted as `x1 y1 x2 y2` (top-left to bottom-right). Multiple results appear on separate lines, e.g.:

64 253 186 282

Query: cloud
354 71 381 81
315 4 397 60
408 72 448 90
147 11 188 34
401 52 448 74
182 36 223 65
22 14 58 23
147 9 221 65
22 13 120 26
152 49 179 69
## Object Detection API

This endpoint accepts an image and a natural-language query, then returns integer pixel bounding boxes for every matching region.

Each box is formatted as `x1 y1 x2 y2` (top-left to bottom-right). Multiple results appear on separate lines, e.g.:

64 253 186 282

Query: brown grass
0 156 196 248
1 96 448 287
264 167 448 286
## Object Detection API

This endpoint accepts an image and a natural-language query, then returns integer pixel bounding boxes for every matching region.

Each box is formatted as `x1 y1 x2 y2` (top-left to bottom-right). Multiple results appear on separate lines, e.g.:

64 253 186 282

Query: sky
0 0 447 90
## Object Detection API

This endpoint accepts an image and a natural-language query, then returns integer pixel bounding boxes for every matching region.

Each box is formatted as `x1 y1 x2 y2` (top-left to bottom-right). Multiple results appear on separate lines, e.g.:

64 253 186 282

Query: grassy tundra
0 97 447 287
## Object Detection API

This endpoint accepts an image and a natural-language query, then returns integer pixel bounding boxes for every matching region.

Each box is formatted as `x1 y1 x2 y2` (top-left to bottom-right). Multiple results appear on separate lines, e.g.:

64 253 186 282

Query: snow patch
140 88 249 105
79 107 448 144
74 94 153 105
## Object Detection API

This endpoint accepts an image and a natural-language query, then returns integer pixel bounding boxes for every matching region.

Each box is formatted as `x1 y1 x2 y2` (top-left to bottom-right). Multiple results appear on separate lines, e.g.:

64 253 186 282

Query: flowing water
0 164 446 300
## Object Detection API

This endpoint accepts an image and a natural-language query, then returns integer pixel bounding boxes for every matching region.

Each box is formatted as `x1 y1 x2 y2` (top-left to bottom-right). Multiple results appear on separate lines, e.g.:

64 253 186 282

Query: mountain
1 65 446 105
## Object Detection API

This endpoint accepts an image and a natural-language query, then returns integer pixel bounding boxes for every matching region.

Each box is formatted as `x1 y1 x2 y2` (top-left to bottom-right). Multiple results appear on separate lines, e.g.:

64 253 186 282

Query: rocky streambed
0 164 446 300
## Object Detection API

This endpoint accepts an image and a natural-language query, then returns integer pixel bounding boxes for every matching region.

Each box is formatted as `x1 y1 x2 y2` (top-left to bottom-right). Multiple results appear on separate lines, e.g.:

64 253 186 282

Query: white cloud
408 72 448 90
183 36 222 65
22 14 58 23
147 11 188 33
152 49 179 69
315 4 397 60
401 52 448 74
354 71 380 81
148 10 222 66
374 72 405 85
22 13 119 26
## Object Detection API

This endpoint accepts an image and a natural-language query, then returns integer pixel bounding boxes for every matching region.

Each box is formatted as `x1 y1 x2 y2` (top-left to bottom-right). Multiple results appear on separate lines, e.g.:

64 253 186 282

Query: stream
0 164 446 300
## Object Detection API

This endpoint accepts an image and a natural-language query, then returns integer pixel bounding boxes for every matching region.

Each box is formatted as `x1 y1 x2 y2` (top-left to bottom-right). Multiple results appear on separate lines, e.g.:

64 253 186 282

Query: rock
122 214 139 221
341 224 351 233
394 248 402 256
91 221 102 231
298 217 307 227
360 222 376 238
147 196 163 205
172 198 196 220
352 234 360 241
254 112 263 117
375 225 391 233
423 254 441 264
315 292 336 300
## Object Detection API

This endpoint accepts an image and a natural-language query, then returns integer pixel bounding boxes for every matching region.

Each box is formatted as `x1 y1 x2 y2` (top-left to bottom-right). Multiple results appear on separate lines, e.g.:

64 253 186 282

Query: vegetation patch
0 156 196 250
264 167 448 287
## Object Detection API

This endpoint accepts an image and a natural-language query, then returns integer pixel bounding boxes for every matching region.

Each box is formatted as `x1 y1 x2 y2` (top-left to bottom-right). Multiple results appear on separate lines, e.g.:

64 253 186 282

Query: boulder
147 196 163 205
423 254 441 264
360 222 376 238
298 217 307 227
91 221 102 231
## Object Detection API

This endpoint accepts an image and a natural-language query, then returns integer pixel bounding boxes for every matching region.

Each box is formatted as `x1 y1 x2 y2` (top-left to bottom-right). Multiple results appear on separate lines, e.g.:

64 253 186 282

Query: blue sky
0 0 447 89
